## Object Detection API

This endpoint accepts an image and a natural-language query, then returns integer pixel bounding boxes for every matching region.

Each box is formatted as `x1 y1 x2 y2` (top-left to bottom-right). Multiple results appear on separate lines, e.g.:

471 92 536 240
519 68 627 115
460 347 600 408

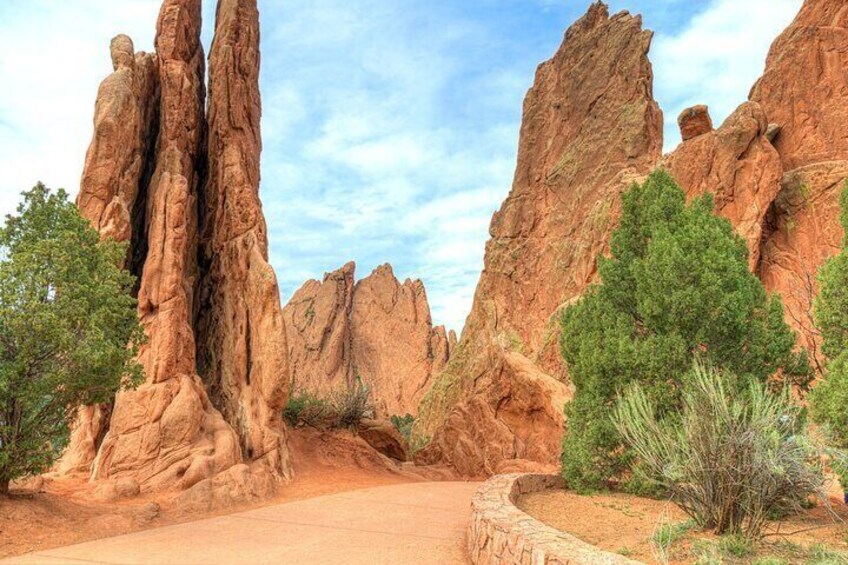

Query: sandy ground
0 427 451 560
519 488 848 564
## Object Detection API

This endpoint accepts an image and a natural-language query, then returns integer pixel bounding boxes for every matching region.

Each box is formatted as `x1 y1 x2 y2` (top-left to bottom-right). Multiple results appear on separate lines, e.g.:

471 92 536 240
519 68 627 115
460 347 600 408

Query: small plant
331 376 374 429
614 362 826 539
719 534 754 558
283 390 332 428
390 413 415 441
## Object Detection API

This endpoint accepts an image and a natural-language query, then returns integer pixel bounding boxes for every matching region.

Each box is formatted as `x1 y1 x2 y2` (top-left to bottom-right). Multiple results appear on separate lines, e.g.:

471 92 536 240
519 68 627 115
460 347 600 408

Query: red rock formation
664 102 783 270
91 0 242 493
678 105 714 141
414 2 662 476
283 263 355 397
351 264 446 417
76 35 159 244
282 262 452 418
60 35 160 475
62 0 293 500
197 0 291 478
751 0 848 370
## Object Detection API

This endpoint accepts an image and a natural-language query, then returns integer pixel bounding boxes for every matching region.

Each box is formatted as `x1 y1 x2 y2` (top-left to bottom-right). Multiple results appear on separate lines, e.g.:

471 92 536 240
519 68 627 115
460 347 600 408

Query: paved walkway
5 482 479 565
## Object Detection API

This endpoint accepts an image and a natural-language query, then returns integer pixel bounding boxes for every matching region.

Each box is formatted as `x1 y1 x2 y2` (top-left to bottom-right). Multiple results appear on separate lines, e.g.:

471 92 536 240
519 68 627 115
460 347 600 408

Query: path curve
5 481 480 565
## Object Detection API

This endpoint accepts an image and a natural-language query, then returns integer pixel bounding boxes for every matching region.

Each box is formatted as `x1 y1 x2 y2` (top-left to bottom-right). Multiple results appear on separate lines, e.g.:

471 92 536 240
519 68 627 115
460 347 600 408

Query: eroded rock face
62 0 292 496
91 0 242 493
283 263 355 397
751 0 848 370
663 101 783 270
61 34 160 476
351 264 446 417
414 2 662 476
197 0 292 478
283 262 451 418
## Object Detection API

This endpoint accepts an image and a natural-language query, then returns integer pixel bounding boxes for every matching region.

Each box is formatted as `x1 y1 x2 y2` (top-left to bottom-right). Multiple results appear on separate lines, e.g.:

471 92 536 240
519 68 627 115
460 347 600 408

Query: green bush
331 376 374 429
390 413 414 441
810 182 848 484
560 170 807 492
614 363 825 539
0 184 143 495
283 390 332 428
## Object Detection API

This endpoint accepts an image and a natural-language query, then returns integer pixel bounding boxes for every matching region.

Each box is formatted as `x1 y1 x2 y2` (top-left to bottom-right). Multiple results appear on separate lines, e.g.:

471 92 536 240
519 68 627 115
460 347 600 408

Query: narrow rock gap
128 100 161 297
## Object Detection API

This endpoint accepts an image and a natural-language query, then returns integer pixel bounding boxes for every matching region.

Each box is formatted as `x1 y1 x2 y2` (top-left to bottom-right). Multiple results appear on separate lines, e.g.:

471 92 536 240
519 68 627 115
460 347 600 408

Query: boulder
678 104 713 141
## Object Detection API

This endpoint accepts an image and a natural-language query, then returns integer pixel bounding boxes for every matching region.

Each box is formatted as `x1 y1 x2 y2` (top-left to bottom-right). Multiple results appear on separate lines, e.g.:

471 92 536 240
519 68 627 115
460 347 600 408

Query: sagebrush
613 363 826 539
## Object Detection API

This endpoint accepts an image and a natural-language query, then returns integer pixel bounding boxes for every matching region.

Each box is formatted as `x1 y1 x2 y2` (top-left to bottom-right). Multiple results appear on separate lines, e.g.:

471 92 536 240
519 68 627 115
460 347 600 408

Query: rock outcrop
414 3 662 476
60 35 160 475
283 262 355 398
196 0 291 479
62 0 292 497
751 0 848 370
91 0 242 493
283 262 452 418
663 102 784 270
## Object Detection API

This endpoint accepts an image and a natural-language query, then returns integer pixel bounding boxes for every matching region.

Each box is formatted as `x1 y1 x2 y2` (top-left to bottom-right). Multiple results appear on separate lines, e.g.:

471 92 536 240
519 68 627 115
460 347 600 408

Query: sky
0 0 802 333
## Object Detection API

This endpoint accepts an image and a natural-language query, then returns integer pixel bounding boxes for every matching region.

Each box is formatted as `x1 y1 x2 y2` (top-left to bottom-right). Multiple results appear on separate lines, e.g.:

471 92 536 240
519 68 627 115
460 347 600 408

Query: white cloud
651 0 802 151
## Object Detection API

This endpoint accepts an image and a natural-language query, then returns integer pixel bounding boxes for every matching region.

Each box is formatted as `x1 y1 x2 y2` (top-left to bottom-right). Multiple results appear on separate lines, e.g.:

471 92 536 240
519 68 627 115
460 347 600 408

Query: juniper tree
809 182 848 474
560 170 807 492
0 184 142 494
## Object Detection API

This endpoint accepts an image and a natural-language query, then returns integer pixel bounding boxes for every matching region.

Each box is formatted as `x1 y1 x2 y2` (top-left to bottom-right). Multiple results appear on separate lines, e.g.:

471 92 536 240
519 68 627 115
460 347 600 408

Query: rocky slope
283 263 453 418
414 2 663 476
62 0 291 504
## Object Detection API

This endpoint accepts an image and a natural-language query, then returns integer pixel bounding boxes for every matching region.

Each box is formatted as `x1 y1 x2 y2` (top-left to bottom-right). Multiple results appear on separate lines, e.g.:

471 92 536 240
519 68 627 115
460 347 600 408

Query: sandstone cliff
751 0 848 372
62 0 292 500
283 262 452 418
414 2 663 476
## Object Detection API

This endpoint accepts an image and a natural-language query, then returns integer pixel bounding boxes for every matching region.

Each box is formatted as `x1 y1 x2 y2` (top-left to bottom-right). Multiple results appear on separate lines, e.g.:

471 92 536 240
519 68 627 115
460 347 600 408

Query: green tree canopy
809 182 848 468
0 184 143 494
560 169 806 492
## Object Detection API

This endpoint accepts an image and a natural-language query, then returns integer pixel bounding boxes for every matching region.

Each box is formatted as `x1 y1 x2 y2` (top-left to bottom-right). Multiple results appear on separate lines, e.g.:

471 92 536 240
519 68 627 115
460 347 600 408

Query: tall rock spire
91 0 242 493
60 34 160 475
197 0 292 479
62 0 295 502
414 2 663 476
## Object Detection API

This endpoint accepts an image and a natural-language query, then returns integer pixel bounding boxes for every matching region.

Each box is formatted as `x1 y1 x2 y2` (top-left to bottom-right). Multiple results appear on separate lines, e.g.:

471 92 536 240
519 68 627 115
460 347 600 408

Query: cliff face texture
196 0 291 479
282 263 453 418
63 0 291 502
663 102 783 271
751 0 848 371
414 3 663 476
60 35 159 476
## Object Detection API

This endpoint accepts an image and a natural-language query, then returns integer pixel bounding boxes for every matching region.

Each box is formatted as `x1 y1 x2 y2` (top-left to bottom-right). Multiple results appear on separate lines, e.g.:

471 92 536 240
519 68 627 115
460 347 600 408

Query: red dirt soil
0 428 451 559
519 488 848 564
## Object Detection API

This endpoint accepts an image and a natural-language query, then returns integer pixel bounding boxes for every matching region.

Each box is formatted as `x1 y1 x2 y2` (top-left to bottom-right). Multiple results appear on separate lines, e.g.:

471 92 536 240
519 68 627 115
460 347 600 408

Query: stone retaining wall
467 473 643 565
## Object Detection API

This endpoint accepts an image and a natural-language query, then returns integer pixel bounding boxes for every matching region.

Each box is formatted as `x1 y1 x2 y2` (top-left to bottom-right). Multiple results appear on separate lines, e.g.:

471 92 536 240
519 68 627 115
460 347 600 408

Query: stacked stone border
468 473 643 564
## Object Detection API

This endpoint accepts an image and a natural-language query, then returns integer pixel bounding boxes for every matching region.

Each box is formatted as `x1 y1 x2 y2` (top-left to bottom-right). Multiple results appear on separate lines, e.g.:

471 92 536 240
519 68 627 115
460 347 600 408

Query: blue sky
0 0 801 332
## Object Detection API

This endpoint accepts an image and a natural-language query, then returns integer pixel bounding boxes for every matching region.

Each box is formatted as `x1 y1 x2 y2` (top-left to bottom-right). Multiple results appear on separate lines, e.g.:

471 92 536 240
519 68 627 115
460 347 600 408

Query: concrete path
5 482 480 565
